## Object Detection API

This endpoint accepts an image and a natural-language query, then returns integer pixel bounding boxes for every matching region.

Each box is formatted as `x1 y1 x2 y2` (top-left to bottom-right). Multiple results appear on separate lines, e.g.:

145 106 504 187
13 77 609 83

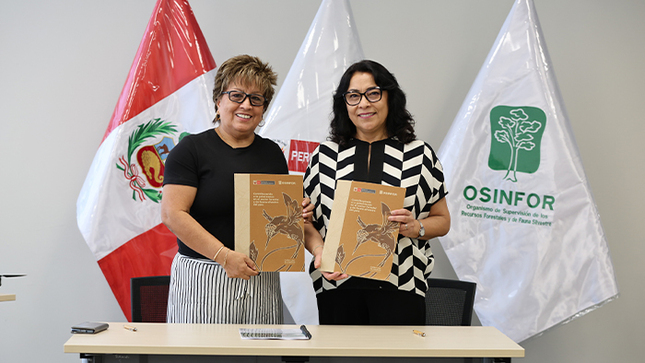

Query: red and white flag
259 0 364 324
76 0 216 321
437 0 618 342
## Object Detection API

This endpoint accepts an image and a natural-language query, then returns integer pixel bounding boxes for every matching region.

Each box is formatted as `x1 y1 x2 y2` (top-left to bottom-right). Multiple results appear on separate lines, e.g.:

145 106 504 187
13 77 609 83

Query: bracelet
212 246 225 262
222 249 230 268
312 244 324 254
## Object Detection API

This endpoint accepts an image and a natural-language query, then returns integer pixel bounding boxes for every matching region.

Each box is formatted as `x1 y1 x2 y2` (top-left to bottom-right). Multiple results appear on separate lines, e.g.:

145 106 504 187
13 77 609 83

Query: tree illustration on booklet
489 106 546 182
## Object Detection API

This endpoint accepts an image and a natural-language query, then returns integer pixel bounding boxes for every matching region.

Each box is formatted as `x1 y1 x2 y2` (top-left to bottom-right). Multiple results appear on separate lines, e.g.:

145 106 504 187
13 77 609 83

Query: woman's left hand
388 209 420 239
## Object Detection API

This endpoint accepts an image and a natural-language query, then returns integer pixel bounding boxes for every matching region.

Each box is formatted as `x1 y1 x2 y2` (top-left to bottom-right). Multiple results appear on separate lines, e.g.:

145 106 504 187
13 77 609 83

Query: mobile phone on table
71 322 109 334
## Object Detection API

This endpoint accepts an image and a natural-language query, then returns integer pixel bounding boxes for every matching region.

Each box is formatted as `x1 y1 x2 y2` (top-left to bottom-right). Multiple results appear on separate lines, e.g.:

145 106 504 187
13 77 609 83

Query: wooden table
64 323 524 362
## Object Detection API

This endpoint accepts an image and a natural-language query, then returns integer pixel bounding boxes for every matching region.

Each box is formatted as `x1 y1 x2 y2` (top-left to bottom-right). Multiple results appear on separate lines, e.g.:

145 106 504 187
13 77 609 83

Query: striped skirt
166 253 283 324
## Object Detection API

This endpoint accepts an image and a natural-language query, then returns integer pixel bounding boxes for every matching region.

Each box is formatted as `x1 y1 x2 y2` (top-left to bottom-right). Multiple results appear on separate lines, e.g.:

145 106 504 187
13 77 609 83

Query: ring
404 223 408 230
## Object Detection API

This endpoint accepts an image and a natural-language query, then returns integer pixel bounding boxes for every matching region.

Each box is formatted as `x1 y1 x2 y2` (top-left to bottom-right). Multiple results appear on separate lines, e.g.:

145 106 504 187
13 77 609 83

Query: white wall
1 1 643 362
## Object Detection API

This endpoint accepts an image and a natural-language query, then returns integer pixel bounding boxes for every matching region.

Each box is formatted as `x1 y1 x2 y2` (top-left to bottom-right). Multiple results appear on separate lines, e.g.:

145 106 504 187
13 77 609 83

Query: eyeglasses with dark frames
221 90 267 107
342 87 383 106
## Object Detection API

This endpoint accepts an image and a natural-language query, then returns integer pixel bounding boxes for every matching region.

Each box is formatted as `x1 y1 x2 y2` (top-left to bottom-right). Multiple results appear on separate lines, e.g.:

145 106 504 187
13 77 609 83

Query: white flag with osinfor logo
437 0 618 343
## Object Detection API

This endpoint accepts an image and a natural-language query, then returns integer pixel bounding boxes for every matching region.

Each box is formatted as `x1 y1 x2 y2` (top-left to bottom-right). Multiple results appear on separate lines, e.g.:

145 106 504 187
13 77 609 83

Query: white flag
437 0 618 342
259 0 364 324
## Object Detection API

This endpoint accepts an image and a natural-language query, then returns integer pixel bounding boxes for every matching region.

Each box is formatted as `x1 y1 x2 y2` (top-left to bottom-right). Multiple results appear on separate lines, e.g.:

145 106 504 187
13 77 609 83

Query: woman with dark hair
303 60 450 325
329 60 416 147
161 55 312 324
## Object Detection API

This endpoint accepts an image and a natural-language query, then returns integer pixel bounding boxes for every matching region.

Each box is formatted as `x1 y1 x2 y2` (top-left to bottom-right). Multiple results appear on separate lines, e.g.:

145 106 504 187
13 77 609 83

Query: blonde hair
213 55 277 121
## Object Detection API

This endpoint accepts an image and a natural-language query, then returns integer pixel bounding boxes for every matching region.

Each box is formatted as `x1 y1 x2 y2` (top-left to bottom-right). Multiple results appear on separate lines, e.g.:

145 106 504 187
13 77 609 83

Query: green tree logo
488 106 546 182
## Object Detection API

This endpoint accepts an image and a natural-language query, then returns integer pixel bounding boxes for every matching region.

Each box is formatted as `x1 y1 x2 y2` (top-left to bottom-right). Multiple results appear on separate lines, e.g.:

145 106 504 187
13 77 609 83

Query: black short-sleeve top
163 129 288 259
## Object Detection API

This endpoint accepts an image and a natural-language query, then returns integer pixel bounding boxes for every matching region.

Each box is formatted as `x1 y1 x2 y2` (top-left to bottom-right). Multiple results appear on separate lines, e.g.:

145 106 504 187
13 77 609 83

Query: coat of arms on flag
117 119 190 202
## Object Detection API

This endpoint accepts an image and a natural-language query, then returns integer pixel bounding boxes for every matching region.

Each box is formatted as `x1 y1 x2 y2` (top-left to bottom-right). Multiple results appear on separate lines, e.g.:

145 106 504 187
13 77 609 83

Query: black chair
425 277 477 326
131 275 171 323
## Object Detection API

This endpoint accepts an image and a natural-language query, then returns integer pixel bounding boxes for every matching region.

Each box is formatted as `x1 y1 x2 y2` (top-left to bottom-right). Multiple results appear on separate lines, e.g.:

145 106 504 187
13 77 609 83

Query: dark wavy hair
329 60 416 146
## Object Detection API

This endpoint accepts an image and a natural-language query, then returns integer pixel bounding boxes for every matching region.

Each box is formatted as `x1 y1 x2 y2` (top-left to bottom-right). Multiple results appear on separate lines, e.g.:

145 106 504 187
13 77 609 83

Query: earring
258 119 265 127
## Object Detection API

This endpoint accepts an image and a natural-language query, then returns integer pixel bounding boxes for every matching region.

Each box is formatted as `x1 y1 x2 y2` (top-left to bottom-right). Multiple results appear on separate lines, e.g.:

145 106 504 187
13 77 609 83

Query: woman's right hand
222 250 259 280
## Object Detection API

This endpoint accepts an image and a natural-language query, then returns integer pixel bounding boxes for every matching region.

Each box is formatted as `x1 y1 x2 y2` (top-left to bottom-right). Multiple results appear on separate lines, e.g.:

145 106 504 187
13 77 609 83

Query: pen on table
412 329 426 337
300 325 312 339
123 325 138 332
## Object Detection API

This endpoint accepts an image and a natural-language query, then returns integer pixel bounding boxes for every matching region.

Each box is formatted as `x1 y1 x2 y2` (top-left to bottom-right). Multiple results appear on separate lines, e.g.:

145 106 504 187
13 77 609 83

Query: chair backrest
131 275 170 323
425 278 476 326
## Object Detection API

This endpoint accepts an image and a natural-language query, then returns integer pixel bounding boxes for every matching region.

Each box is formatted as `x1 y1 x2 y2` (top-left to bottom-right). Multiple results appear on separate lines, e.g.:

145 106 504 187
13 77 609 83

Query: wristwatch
417 221 425 238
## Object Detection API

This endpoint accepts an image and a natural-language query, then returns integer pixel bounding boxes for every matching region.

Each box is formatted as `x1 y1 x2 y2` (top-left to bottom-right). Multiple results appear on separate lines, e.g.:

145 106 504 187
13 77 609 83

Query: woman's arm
388 197 451 240
160 184 259 280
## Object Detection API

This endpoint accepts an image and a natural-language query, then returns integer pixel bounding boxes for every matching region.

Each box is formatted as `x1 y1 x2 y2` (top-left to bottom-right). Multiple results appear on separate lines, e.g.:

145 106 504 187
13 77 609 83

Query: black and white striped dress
303 137 448 297
166 254 283 324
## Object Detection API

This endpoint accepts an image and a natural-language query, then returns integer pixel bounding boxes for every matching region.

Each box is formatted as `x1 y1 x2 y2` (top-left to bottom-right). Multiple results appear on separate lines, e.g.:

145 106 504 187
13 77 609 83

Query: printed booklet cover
320 180 405 280
235 174 305 272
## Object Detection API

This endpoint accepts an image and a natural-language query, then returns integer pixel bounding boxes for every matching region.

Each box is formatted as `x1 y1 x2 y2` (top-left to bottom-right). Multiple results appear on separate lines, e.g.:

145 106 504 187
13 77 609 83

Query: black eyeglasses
342 87 383 106
221 90 267 107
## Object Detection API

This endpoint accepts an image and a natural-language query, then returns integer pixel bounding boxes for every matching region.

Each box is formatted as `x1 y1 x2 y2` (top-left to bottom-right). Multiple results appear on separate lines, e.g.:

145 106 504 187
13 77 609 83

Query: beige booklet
320 180 405 280
235 174 305 272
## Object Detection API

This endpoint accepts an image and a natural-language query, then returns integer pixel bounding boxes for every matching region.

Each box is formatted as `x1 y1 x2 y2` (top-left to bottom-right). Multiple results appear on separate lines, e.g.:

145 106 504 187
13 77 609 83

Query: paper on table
239 325 312 340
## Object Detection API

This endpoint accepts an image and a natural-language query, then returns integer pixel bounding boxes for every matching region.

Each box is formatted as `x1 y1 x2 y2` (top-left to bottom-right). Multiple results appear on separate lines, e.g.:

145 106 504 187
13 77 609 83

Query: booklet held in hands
320 180 405 280
234 174 305 272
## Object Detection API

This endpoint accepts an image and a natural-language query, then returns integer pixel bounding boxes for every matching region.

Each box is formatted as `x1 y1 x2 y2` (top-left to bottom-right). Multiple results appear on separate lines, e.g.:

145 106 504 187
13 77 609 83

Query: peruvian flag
76 0 216 321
